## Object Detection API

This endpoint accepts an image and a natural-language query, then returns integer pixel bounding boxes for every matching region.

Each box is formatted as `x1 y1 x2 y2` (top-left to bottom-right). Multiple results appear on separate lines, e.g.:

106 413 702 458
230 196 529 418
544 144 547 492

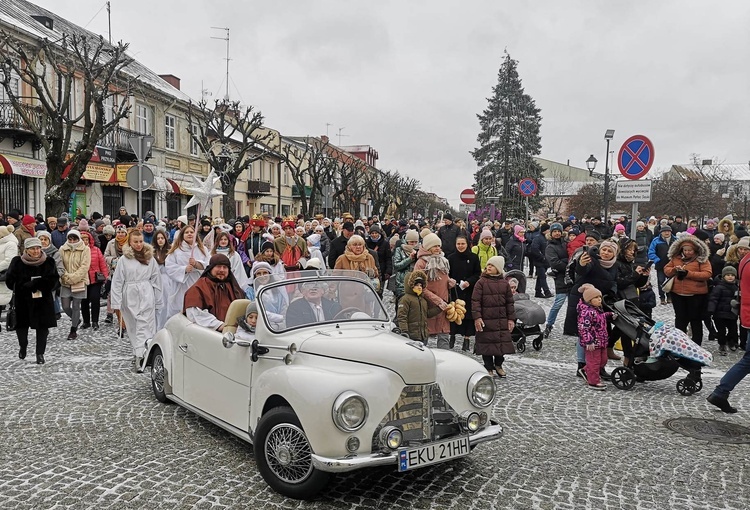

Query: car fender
143 316 187 398
251 354 405 457
432 350 495 412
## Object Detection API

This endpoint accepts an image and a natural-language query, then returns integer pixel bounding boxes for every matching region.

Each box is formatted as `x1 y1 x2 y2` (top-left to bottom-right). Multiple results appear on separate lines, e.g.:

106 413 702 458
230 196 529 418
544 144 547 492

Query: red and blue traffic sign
617 135 654 180
518 178 537 197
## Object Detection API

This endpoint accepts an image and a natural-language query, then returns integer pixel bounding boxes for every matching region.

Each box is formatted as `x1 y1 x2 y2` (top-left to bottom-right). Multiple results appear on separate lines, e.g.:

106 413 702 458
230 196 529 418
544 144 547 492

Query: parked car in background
143 270 503 499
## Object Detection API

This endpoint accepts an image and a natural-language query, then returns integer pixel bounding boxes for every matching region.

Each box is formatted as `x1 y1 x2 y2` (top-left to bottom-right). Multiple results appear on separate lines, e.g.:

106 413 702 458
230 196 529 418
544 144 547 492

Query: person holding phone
613 238 651 365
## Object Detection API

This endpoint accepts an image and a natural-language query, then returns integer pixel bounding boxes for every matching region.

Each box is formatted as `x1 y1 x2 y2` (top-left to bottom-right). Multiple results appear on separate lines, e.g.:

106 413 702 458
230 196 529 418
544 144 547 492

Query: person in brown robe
184 253 243 331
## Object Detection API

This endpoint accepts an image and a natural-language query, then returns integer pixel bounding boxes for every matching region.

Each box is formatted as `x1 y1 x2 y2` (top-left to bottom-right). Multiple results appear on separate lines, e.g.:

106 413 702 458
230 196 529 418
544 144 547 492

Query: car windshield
255 270 390 332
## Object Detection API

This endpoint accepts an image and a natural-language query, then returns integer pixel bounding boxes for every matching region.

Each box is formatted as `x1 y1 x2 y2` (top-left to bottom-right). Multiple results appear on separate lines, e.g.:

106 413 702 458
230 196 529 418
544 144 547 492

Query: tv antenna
211 27 231 100
337 127 349 146
326 123 332 137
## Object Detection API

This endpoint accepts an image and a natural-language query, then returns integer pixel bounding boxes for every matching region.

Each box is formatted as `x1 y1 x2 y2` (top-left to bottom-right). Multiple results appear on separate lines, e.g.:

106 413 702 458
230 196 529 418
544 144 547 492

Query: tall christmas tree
472 51 544 220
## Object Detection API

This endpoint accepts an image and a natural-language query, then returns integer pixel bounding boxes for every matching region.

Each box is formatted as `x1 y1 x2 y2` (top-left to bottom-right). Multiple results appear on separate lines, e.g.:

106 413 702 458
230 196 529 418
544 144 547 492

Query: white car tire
255 406 330 500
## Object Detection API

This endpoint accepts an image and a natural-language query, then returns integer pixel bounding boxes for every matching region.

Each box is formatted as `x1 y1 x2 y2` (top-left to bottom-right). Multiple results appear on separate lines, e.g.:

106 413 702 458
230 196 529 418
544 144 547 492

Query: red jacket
84 233 109 282
740 253 750 328
567 233 586 258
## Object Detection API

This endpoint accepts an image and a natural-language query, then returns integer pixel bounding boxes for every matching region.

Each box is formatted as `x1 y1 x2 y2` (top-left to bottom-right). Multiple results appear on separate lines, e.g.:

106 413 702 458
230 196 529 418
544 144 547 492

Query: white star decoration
184 170 226 211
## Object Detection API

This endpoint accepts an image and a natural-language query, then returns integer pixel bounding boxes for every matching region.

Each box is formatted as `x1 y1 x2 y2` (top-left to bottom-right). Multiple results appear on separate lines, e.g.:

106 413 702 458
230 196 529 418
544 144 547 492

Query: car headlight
379 426 403 450
460 411 481 432
332 391 369 432
467 372 495 408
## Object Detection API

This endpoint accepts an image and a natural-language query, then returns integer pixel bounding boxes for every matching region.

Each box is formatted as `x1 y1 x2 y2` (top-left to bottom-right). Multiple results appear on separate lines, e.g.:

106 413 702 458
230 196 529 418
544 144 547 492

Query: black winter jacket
5 255 59 329
365 234 393 280
707 280 738 320
529 232 549 267
545 237 569 292
504 237 525 271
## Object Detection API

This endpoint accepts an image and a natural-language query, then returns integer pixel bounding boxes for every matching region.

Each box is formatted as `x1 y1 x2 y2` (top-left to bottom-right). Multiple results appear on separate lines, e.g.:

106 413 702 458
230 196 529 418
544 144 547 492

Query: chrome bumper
311 421 503 473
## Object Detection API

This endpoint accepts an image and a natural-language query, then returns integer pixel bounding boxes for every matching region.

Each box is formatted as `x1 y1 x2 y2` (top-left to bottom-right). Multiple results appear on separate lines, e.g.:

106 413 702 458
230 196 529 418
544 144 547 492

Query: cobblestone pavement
1 276 749 509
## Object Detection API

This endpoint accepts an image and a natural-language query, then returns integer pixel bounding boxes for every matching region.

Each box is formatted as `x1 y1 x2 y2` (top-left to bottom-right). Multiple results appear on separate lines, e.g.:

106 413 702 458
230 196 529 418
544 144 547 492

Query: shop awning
150 176 181 194
0 153 46 178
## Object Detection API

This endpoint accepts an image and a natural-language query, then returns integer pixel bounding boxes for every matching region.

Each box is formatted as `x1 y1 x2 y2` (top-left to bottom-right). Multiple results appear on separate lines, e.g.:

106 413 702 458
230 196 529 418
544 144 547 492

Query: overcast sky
34 0 750 208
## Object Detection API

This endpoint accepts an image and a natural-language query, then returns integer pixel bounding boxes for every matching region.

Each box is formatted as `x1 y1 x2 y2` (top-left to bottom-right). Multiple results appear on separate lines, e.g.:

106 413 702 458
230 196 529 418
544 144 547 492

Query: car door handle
178 344 188 352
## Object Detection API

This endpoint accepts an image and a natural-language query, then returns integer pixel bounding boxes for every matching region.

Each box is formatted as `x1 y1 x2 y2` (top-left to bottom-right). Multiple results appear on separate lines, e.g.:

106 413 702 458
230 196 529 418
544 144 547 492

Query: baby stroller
607 299 712 395
505 270 547 352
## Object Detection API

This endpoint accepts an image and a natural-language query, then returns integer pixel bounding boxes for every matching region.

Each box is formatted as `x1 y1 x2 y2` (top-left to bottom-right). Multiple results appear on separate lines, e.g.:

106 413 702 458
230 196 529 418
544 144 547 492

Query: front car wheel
254 406 331 499
150 348 169 403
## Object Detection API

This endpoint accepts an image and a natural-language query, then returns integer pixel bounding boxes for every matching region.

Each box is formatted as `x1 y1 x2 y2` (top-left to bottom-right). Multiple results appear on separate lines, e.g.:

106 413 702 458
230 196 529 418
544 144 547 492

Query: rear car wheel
150 348 169 404
255 406 331 499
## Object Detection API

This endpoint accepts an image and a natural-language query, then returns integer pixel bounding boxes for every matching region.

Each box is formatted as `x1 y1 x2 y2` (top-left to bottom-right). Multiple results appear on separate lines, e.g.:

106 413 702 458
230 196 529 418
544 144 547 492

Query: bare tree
542 167 577 217
0 32 133 215
186 99 273 220
567 183 610 218
282 136 337 218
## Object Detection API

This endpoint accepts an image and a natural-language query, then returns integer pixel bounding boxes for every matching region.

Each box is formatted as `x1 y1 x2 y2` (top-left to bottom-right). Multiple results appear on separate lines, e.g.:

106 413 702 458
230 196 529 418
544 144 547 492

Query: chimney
321 135 329 143
158 74 181 90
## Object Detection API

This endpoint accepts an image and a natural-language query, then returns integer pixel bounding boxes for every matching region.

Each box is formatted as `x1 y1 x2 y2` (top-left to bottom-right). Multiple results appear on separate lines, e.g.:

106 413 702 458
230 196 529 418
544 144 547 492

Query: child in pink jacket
577 284 616 390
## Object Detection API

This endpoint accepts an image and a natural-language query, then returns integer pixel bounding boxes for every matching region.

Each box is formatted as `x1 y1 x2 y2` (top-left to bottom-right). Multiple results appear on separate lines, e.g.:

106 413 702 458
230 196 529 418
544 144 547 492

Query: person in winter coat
313 224 330 264
111 230 163 372
708 234 727 278
14 214 36 255
0 225 19 316
472 228 497 270
448 236 481 351
164 225 209 320
274 219 309 271
58 229 91 340
718 216 735 241
365 226 393 295
529 224 552 297
472 255 516 378
397 270 440 343
707 266 739 355
577 284 615 390
664 234 713 346
504 225 525 271
613 238 650 365
5 237 58 364
436 213 462 258
634 221 653 265
79 231 108 331
648 225 677 305
414 233 455 349
524 221 540 277
391 229 420 307
543 223 569 338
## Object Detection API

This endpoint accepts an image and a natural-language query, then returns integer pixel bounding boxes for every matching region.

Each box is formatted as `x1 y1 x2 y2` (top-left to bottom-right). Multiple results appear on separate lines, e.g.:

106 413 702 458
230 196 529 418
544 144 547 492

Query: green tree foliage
472 51 544 220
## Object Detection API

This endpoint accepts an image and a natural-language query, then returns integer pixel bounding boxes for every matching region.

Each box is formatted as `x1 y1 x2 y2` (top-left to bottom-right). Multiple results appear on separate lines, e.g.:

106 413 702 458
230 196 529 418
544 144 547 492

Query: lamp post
603 129 615 223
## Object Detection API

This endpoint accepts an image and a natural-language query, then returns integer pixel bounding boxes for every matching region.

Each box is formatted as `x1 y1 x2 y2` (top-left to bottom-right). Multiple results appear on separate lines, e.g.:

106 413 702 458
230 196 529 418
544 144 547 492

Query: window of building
140 190 155 215
102 186 124 220
136 104 151 134
0 60 20 102
247 163 254 181
165 114 176 150
282 164 288 185
190 124 199 156
281 204 291 216
260 203 275 216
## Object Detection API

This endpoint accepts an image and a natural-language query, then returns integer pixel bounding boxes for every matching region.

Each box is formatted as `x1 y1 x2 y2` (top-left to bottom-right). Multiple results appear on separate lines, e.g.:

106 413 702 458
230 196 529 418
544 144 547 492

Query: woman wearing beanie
5 237 59 364
414 232 455 349
504 225 526 272
471 228 497 271
664 235 713 347
58 229 91 340
111 230 162 372
391 228 420 307
472 255 515 377
0 225 19 324
254 240 286 278
448 235 481 351
576 284 615 390
563 238 620 380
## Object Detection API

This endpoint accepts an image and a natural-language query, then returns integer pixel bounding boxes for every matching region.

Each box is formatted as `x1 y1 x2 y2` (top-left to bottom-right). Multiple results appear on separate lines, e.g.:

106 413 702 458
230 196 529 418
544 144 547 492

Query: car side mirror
222 331 252 349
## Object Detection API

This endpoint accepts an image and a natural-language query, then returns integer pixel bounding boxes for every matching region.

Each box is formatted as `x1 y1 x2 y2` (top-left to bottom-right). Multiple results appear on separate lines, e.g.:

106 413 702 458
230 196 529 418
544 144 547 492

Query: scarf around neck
22 250 47 266
425 253 450 281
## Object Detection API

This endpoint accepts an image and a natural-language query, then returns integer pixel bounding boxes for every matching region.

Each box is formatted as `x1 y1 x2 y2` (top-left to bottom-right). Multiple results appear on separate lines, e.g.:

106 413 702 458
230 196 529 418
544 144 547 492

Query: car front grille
371 383 461 452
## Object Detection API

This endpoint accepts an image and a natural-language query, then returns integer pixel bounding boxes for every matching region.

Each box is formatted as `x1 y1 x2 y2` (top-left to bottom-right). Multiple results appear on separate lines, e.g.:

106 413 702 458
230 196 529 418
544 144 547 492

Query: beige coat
58 241 91 287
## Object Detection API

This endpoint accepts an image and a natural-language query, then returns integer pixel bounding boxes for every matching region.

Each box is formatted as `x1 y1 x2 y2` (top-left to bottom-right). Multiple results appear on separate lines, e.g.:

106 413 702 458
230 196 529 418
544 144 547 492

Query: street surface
1 276 748 509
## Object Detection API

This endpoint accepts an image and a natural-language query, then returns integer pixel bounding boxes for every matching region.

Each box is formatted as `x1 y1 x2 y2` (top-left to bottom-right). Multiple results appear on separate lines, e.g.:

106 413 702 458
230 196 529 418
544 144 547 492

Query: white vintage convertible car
143 270 502 499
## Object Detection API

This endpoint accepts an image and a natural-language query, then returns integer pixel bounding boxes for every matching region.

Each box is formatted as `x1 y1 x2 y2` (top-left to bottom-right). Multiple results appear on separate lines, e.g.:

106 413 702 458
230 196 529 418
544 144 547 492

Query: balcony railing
247 180 271 195
99 126 151 155
0 101 51 134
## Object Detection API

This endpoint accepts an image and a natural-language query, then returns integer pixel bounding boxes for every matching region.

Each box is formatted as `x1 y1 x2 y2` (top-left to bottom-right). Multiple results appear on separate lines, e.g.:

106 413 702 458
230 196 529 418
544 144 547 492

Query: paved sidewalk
0 281 748 509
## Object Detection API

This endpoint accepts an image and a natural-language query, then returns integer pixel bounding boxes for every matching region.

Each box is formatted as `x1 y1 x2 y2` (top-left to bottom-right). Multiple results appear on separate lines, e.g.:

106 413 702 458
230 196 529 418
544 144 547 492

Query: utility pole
211 27 231 100
106 1 111 44
326 123 332 137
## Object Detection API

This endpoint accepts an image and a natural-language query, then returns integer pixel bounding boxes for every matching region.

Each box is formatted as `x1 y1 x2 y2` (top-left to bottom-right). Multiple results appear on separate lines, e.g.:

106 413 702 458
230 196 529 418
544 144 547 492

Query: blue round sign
618 135 654 180
518 178 537 197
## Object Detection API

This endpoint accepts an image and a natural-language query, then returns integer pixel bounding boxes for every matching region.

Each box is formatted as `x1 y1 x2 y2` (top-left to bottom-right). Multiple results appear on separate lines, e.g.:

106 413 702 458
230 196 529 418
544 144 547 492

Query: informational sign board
616 179 653 202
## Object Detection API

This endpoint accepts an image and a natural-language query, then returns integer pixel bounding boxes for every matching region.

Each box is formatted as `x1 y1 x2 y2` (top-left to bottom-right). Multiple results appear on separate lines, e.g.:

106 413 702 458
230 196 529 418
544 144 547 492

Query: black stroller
505 270 546 352
607 299 706 395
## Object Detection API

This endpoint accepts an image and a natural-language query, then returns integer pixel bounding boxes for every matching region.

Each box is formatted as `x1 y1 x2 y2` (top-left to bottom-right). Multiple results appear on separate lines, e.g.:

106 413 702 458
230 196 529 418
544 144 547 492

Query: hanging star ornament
184 169 226 211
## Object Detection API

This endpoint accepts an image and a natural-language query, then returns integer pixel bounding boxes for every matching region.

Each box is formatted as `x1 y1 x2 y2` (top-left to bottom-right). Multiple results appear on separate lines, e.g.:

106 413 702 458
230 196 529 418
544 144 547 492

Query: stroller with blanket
608 299 713 395
505 270 547 352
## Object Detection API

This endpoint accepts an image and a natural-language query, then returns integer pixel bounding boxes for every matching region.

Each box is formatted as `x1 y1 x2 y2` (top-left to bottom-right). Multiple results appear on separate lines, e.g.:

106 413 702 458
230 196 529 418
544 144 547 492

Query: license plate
397 436 470 472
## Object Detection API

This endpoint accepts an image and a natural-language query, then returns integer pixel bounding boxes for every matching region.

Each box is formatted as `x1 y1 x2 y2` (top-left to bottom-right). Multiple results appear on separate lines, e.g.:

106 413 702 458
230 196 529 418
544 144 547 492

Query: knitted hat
539 223 550 233
24 237 42 249
36 230 51 240
736 237 750 249
103 225 115 236
659 225 673 233
422 233 442 250
405 229 420 242
585 230 601 241
443 213 453 221
0 226 11 239
722 266 738 277
67 229 81 240
486 255 505 274
636 221 645 228
614 224 625 233
78 219 90 231
578 283 602 303
420 228 432 239
479 228 494 241
245 301 258 317
550 223 563 233
251 261 273 276
714 233 725 242
260 241 274 253
22 214 35 226
208 253 231 268
599 239 619 256
94 219 105 229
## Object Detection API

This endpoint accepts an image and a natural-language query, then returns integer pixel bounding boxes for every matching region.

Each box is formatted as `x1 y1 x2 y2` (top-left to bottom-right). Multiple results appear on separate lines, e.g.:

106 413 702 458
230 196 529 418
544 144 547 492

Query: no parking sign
618 135 654 180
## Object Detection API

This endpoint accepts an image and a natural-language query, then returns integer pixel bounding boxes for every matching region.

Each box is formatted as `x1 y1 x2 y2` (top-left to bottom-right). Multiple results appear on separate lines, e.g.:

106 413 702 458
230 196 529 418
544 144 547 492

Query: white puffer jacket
0 233 19 306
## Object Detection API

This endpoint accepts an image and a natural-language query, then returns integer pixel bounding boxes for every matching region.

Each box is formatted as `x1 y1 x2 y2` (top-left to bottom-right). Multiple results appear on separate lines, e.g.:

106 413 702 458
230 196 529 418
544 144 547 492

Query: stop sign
460 188 475 205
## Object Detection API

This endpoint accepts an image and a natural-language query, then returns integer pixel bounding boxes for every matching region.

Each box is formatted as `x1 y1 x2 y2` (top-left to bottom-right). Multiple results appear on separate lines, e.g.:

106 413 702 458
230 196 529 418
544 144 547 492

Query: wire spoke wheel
152 353 165 393
265 423 314 484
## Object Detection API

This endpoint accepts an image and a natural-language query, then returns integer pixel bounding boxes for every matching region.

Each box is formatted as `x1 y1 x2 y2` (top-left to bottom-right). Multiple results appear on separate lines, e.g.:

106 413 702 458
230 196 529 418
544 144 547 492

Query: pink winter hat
614 224 625 233
78 219 90 231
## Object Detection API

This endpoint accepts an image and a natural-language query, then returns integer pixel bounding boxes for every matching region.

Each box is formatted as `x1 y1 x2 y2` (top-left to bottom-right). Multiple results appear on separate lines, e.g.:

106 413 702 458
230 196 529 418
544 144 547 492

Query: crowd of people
2 207 750 412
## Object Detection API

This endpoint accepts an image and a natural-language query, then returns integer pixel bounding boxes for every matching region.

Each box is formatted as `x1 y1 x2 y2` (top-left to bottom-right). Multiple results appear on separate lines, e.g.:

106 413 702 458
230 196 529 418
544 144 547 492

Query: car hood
297 326 436 385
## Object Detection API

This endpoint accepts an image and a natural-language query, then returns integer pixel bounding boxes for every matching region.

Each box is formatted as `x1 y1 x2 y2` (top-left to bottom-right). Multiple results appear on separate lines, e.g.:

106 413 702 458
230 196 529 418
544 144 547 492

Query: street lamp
603 129 615 223
586 154 598 176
